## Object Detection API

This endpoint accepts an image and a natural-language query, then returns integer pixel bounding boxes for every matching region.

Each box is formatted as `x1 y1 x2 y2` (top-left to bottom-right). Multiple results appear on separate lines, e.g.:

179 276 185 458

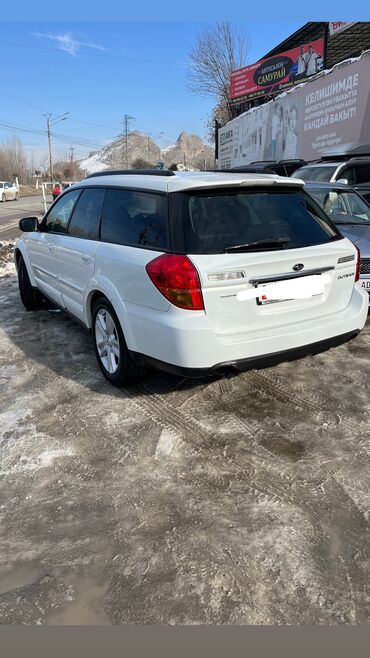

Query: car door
25 189 81 304
56 187 106 322
4 182 14 200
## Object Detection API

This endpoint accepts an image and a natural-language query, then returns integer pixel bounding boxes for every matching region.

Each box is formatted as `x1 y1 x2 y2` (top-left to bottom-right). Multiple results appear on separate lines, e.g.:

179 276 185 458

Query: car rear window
170 187 341 254
291 165 337 182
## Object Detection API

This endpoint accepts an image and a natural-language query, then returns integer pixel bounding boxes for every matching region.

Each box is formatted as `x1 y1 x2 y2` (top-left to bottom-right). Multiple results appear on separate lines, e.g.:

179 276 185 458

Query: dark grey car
305 182 370 303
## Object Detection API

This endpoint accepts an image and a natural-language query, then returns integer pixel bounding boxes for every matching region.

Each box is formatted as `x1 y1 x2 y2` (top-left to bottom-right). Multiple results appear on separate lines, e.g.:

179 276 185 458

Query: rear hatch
171 183 357 337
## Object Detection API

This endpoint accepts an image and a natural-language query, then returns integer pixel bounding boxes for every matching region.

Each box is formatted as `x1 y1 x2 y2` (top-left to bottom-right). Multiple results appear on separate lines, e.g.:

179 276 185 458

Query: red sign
230 37 325 101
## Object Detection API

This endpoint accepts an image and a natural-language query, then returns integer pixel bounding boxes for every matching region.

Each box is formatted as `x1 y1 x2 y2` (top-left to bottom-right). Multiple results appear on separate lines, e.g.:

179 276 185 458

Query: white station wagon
15 170 368 386
1 180 19 202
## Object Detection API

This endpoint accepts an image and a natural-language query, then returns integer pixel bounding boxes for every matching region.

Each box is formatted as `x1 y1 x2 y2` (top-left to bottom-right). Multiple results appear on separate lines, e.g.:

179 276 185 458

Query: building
230 22 370 118
217 22 370 169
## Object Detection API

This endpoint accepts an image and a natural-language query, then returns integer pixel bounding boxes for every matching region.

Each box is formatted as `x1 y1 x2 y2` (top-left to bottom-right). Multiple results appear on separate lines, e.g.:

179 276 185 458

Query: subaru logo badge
293 263 304 271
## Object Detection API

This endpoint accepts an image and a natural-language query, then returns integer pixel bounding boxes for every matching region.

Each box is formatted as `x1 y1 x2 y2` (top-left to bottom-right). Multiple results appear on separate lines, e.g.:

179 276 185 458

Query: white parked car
0 180 19 201
14 170 368 386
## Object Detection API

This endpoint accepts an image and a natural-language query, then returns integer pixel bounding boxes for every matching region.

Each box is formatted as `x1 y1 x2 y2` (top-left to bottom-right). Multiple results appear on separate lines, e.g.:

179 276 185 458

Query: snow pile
0 240 16 278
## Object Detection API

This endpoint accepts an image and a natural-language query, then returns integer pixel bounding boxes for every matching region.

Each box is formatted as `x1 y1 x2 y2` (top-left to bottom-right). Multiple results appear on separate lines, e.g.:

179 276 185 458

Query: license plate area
256 282 291 306
256 274 325 306
361 279 370 290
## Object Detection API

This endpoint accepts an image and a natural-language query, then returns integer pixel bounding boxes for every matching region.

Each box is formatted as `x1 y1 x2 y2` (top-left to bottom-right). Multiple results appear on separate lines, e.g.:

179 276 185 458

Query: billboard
329 22 355 37
219 51 370 169
230 37 325 101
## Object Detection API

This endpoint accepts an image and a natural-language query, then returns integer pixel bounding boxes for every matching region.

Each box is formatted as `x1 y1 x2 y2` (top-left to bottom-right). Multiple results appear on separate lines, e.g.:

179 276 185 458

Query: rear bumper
124 285 368 371
130 330 360 378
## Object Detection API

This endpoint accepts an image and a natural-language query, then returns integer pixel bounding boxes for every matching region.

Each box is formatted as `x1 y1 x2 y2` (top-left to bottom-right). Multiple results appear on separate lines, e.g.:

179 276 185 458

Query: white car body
0 180 18 201
15 171 368 380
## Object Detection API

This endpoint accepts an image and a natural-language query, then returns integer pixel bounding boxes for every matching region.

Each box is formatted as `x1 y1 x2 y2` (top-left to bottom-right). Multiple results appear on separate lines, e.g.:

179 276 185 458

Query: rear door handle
82 254 91 264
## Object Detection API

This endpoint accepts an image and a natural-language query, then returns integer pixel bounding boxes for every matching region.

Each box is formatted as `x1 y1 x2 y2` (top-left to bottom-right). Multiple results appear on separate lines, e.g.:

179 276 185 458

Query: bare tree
0 136 31 183
188 22 250 108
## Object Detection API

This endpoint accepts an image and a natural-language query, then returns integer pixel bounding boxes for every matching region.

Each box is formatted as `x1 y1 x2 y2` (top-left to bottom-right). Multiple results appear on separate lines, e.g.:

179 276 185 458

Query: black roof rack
85 169 176 179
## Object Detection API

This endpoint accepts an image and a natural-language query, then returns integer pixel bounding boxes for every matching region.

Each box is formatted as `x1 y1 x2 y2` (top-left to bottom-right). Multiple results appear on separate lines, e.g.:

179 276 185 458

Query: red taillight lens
354 244 360 282
146 254 204 311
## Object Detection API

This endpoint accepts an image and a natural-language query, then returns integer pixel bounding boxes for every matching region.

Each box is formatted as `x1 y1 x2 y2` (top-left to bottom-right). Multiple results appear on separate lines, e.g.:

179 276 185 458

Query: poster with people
230 37 325 101
219 50 370 169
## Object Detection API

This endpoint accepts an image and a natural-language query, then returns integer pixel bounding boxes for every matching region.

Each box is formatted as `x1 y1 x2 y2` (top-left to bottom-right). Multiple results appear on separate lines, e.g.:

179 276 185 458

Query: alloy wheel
94 308 120 374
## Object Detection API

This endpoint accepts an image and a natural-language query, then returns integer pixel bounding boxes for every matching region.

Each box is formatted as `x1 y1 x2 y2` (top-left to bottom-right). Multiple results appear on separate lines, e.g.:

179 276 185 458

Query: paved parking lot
0 240 369 624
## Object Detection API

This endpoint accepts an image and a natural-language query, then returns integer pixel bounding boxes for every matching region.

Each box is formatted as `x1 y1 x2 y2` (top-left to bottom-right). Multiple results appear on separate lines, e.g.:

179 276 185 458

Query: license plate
257 282 290 305
256 275 325 306
361 280 370 290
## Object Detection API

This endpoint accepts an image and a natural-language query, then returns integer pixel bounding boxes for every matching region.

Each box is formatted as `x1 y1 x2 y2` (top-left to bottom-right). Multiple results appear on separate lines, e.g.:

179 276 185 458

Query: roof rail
85 169 176 179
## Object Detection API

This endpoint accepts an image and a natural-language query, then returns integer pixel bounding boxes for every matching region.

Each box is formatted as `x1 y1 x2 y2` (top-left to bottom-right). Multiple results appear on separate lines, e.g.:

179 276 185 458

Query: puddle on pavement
0 565 40 595
47 577 110 625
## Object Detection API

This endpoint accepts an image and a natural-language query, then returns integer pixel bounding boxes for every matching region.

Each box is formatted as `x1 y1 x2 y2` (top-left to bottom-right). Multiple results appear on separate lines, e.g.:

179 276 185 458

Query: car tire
92 296 136 387
18 255 43 310
1 194 6 203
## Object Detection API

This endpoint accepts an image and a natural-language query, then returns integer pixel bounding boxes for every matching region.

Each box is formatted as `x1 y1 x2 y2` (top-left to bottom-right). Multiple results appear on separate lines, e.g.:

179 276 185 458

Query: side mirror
19 217 39 232
337 178 349 185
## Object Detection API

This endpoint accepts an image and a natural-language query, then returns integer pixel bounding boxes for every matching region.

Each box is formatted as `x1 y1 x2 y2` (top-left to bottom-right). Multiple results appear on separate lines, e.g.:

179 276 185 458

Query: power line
0 87 49 113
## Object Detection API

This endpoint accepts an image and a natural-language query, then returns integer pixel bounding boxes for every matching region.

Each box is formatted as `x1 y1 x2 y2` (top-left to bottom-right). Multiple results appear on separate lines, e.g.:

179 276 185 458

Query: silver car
306 182 370 303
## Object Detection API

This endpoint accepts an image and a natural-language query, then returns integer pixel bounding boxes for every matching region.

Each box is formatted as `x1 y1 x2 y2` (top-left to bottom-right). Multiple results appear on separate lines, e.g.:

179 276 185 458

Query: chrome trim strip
249 266 334 285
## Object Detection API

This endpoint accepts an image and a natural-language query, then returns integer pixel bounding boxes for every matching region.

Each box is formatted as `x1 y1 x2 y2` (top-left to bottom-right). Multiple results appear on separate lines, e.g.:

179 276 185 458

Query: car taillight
354 244 360 282
146 254 204 311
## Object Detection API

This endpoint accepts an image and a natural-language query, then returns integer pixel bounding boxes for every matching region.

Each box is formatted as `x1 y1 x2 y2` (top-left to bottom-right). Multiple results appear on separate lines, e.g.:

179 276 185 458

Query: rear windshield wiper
224 237 291 253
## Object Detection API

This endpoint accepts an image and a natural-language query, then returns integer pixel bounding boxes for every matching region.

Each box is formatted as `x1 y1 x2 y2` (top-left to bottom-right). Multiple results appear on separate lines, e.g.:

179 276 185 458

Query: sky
0 10 364 164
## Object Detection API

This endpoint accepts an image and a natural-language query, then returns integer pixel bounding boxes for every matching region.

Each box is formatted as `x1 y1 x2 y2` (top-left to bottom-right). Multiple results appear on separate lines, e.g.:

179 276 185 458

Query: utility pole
145 132 164 163
123 114 134 168
43 112 69 182
70 146 74 178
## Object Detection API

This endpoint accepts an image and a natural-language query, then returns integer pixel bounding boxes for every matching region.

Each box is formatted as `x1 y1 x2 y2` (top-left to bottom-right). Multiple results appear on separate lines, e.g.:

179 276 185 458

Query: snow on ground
0 243 370 624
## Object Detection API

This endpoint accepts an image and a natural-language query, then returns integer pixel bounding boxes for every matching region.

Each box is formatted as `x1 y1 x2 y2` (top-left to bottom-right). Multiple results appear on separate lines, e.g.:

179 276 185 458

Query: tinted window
308 188 370 225
44 189 81 233
355 164 370 184
68 188 105 239
173 188 340 254
339 167 355 184
100 189 167 248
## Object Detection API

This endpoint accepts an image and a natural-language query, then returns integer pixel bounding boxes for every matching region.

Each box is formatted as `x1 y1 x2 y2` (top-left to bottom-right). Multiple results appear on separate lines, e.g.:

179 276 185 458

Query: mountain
161 132 214 170
79 131 214 174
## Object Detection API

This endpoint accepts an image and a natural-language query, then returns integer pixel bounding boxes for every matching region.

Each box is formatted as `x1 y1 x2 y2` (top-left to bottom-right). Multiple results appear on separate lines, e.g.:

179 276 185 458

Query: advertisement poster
219 52 370 169
329 22 355 37
230 37 325 101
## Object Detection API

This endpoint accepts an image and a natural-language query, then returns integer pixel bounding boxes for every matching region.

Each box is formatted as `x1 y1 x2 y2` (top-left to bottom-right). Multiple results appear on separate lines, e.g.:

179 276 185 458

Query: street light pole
45 114 53 182
43 112 69 182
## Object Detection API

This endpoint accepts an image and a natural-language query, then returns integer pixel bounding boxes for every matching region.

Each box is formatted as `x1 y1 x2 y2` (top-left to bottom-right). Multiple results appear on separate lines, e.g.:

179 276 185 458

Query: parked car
353 182 370 205
0 181 19 201
14 170 368 386
305 181 370 302
291 144 370 184
229 159 307 177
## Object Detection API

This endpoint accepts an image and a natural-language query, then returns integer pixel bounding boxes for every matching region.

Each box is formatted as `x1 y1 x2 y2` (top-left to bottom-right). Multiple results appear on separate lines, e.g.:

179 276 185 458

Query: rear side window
100 189 167 249
68 188 105 239
171 188 340 254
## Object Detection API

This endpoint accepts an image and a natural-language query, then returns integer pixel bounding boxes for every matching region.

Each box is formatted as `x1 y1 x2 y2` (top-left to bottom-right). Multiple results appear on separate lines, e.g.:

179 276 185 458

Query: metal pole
46 115 53 182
